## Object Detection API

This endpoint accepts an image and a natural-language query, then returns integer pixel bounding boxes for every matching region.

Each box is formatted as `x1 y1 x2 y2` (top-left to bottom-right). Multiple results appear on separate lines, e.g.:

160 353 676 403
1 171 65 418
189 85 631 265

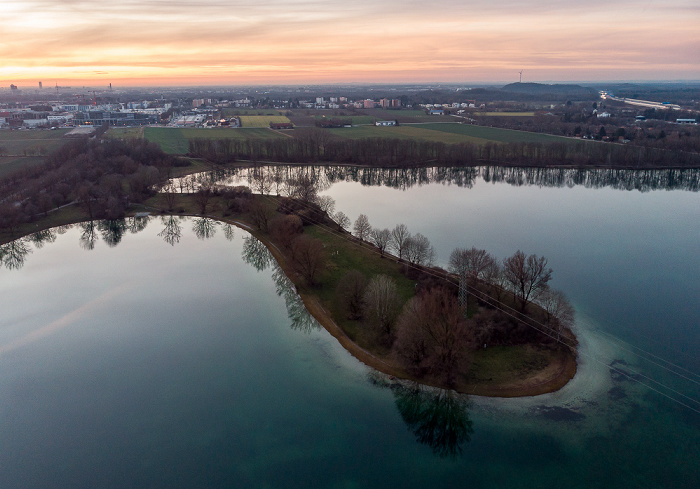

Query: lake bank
1 199 578 398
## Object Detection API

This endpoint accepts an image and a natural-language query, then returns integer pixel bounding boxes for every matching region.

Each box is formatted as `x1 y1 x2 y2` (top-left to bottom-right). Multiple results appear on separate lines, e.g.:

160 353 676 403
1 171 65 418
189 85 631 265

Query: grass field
0 129 71 155
105 127 143 139
0 129 71 178
239 115 292 128
143 127 286 154
327 123 568 145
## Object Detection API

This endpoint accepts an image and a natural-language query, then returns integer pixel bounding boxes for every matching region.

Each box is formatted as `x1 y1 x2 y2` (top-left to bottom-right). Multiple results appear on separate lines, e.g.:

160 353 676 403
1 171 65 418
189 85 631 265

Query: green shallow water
1 165 699 488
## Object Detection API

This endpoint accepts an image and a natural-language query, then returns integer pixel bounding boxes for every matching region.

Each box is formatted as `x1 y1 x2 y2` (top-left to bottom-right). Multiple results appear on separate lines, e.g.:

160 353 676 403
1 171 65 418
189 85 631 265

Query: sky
1 0 699 87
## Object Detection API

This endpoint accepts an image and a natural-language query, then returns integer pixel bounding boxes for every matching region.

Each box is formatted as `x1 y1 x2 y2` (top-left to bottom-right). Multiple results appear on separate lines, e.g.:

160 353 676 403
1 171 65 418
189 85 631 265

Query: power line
252 190 700 414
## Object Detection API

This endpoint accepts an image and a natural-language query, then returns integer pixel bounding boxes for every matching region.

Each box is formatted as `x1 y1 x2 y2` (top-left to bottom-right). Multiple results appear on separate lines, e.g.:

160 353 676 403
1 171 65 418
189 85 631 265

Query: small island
194 188 578 397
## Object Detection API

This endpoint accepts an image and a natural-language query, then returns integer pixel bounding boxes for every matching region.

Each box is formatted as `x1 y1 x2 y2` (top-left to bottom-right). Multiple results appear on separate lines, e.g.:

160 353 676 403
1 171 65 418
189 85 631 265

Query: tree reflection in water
192 217 218 240
183 165 700 193
158 216 183 246
127 215 150 234
392 382 474 458
99 219 128 248
79 220 99 250
222 223 235 241
241 235 319 333
241 235 271 272
0 238 31 270
27 229 57 249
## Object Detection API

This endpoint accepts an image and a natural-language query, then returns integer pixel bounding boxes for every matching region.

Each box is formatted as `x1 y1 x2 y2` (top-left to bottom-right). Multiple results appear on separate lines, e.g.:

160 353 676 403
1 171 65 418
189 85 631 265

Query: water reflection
27 229 57 248
192 217 218 240
222 223 236 241
79 220 99 250
0 239 31 270
392 383 474 458
158 215 183 246
182 165 700 193
241 234 319 333
241 235 271 271
127 215 150 234
99 219 128 247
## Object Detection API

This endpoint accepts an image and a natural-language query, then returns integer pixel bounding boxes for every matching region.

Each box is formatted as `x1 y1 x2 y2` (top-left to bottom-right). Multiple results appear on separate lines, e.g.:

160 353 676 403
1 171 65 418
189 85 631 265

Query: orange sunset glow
1 0 699 87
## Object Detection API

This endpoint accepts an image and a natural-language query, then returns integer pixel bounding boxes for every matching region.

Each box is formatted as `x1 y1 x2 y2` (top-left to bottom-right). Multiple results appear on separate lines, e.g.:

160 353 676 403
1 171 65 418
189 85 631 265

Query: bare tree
537 288 575 341
394 287 470 385
336 270 368 320
249 198 274 232
316 195 336 216
502 250 553 311
333 211 350 231
448 247 495 282
193 184 213 214
353 214 372 241
405 233 435 266
483 260 507 302
363 274 402 339
449 247 496 307
390 223 411 260
290 234 326 285
370 227 392 257
162 182 177 211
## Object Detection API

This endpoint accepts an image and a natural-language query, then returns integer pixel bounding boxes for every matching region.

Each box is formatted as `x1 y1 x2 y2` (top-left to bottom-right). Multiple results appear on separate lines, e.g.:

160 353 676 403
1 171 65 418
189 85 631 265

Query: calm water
1 167 698 488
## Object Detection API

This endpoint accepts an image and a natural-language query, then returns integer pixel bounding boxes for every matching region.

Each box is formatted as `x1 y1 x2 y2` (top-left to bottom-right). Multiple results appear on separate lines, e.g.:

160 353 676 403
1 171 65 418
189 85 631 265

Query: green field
314 115 378 125
328 123 568 145
239 115 292 128
143 127 286 154
105 127 144 139
0 129 71 178
0 129 71 155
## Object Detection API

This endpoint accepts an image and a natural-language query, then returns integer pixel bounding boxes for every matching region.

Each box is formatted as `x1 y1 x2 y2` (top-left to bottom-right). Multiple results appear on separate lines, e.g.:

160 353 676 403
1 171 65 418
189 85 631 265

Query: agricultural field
327 123 569 145
105 127 144 139
0 129 71 178
143 127 286 154
414 123 568 143
239 115 292 128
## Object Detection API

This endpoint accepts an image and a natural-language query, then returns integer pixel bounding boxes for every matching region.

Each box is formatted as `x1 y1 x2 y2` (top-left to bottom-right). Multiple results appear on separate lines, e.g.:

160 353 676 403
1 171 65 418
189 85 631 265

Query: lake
1 166 698 488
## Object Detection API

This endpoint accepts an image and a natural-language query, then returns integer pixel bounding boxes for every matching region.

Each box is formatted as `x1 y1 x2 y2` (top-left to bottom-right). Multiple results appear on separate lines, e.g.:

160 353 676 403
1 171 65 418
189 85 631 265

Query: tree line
0 138 188 235
188 133 700 168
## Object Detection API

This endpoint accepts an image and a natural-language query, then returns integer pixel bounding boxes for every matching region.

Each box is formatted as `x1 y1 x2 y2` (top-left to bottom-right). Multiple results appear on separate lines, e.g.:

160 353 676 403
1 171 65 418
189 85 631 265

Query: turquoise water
0 167 698 488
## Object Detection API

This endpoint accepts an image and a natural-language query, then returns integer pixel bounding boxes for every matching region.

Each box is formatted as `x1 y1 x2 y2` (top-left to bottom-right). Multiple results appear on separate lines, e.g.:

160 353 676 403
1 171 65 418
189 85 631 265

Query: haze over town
1 0 699 87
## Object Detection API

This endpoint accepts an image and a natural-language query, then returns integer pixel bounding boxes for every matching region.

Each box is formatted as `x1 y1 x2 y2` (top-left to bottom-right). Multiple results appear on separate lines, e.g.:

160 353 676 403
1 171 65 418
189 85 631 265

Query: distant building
270 122 294 129
363 99 375 109
73 111 158 126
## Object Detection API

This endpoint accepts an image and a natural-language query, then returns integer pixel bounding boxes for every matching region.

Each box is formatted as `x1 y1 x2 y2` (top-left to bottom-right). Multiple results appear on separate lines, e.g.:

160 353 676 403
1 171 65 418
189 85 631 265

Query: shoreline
226 216 577 398
1 208 578 398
